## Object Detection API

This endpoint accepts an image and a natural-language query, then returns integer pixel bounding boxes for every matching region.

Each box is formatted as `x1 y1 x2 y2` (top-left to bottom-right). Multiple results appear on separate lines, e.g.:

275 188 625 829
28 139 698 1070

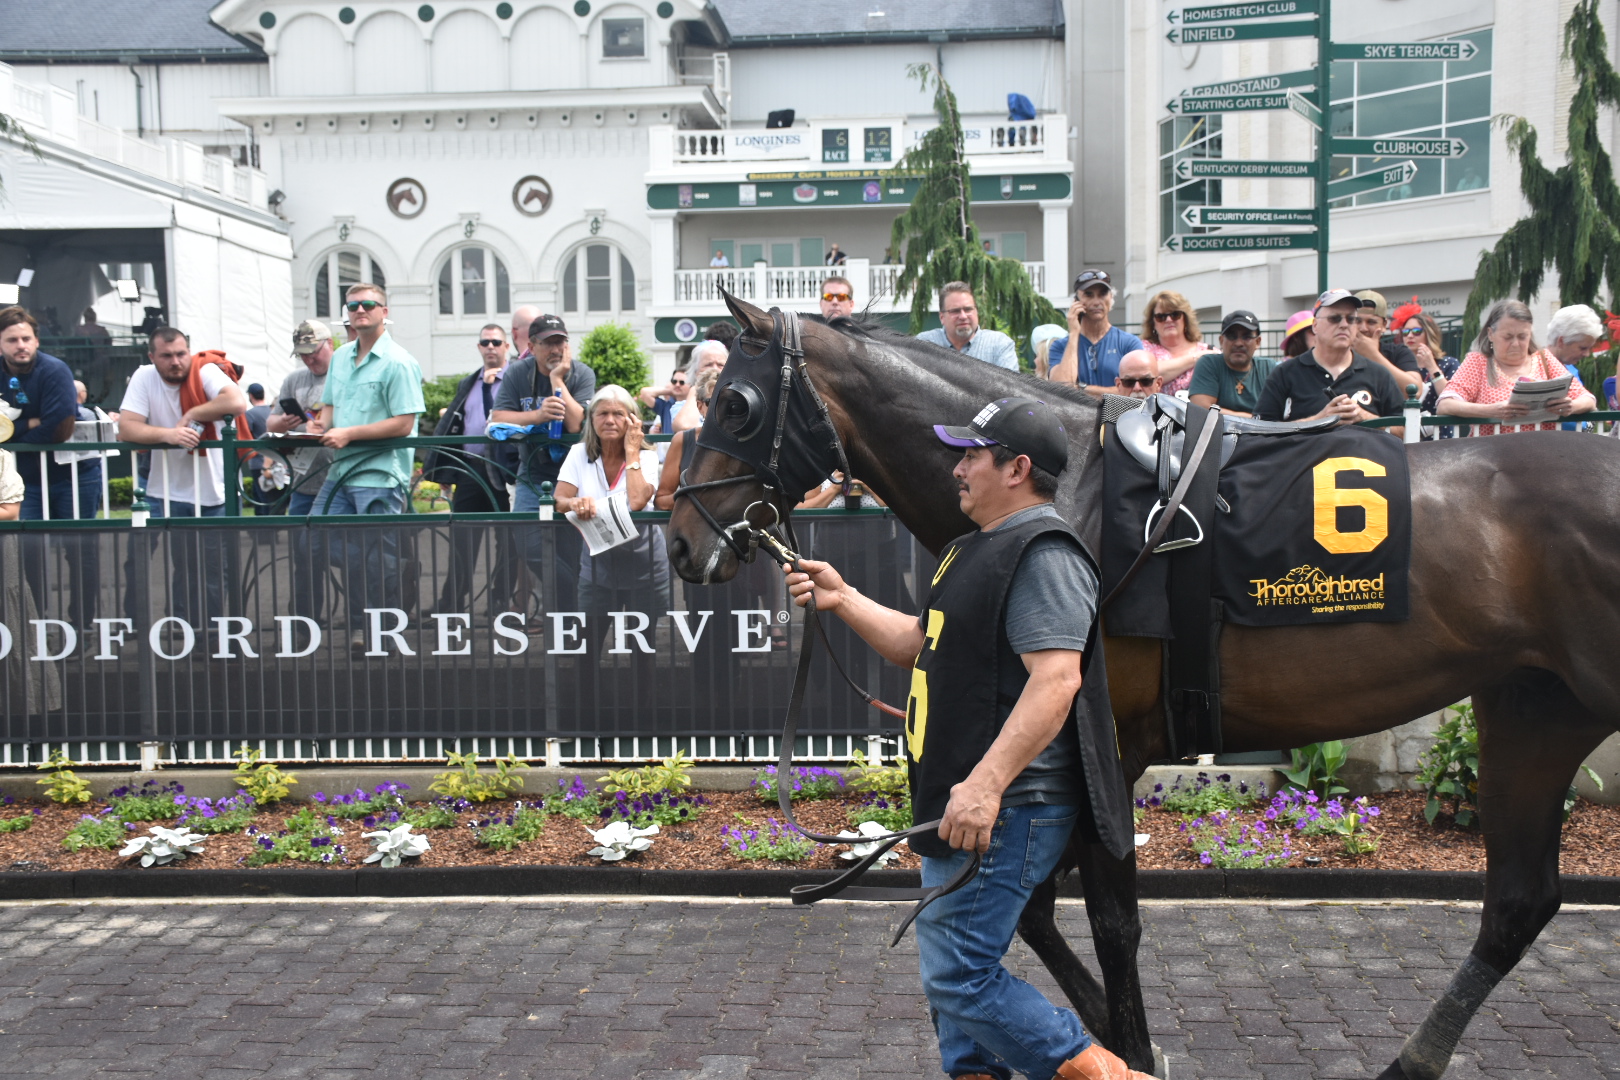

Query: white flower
587 820 659 861
119 825 208 868
835 820 902 866
1135 833 1152 848
363 823 431 868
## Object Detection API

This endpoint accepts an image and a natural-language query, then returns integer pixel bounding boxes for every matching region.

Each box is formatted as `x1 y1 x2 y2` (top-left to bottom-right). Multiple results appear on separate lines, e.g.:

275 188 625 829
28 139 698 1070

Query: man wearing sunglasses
638 364 691 435
1049 269 1145 395
1112 350 1162 399
315 283 427 651
819 275 855 320
1256 289 1404 432
1188 310 1277 417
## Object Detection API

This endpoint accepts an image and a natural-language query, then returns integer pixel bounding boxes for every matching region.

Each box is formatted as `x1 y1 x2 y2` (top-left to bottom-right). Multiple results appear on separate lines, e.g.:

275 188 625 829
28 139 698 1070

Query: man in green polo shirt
316 282 426 651
1188 309 1276 417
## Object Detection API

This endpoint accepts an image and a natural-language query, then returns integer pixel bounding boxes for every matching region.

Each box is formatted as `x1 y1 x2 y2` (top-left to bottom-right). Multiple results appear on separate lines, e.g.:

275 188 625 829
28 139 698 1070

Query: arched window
561 244 636 315
437 246 512 318
313 250 387 319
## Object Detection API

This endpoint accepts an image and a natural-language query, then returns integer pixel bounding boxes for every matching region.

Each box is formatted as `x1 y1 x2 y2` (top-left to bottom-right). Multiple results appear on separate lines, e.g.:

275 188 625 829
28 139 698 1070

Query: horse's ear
721 290 774 340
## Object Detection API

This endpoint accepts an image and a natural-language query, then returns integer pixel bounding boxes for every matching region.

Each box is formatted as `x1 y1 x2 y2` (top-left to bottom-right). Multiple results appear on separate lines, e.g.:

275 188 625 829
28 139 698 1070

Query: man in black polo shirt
1257 289 1405 432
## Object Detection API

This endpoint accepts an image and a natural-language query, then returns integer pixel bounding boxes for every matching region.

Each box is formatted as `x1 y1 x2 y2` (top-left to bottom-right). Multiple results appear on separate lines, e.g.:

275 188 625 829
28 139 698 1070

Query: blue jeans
286 489 325 619
313 480 407 626
917 802 1088 1080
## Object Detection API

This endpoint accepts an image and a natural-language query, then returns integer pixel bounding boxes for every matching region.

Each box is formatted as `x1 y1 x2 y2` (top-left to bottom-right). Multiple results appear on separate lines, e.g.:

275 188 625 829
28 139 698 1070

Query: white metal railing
232 167 251 203
201 155 224 192
674 131 729 159
673 261 1047 310
663 113 1061 166
10 80 44 124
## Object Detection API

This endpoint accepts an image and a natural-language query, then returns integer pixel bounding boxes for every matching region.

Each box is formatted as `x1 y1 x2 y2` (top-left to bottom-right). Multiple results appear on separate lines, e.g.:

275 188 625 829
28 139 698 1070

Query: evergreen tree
1463 0 1620 339
887 64 1059 354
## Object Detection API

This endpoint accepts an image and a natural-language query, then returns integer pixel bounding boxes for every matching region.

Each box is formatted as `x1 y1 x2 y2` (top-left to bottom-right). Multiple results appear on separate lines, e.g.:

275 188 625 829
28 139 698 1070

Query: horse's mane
805 312 1101 412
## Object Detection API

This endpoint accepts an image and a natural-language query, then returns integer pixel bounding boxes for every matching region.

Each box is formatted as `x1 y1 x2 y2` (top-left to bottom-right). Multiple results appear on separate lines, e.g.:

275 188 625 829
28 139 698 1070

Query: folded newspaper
565 489 638 555
1507 374 1573 423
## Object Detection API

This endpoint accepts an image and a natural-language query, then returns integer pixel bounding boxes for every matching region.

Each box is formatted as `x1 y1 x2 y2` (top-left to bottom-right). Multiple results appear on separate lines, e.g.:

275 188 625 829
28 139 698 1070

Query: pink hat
1283 310 1314 342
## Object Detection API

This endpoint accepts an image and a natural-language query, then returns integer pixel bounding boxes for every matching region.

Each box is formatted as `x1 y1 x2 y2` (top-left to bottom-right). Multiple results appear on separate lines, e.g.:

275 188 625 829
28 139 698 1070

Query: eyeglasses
477 338 505 348
821 292 851 303
943 306 977 316
1222 330 1257 342
345 300 382 312
1317 313 1354 326
1073 270 1111 290
1400 326 1426 337
671 377 688 385
1116 376 1159 388
1153 311 1183 322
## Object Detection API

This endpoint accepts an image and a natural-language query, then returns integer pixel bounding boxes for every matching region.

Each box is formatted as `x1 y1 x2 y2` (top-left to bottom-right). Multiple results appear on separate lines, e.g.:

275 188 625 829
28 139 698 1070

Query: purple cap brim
934 424 996 448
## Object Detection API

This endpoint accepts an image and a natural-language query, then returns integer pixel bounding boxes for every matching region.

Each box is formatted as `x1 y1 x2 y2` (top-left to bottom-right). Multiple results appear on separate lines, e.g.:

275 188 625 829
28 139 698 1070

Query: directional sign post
1168 92 1313 115
1175 158 1318 181
1287 89 1322 130
1165 233 1318 253
1327 160 1419 199
1167 21 1318 45
1181 205 1319 228
1330 136 1468 159
1167 0 1319 25
1330 40 1479 62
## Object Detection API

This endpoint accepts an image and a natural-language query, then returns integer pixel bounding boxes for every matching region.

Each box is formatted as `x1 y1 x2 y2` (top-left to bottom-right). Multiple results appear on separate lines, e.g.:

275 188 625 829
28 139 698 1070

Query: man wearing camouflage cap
268 319 337 615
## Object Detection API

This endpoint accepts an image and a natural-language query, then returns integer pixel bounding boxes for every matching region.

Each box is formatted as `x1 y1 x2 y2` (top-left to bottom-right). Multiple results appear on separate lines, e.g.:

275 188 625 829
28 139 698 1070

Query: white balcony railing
657 113 1066 168
673 261 1047 311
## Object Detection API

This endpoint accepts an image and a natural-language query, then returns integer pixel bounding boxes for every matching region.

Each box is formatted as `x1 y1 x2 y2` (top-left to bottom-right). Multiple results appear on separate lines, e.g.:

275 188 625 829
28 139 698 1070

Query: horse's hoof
1151 1043 1168 1080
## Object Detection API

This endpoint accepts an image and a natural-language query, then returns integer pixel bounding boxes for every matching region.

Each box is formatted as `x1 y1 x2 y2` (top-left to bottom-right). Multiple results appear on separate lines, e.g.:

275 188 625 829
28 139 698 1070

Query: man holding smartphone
1048 269 1145 396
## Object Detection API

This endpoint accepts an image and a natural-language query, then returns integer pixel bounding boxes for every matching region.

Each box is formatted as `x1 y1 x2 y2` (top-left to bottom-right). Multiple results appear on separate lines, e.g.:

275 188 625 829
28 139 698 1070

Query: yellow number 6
906 610 945 760
1313 457 1389 554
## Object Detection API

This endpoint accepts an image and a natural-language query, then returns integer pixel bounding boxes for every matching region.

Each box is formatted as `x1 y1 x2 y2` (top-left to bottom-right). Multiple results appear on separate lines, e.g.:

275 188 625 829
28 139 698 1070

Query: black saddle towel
1103 425 1411 630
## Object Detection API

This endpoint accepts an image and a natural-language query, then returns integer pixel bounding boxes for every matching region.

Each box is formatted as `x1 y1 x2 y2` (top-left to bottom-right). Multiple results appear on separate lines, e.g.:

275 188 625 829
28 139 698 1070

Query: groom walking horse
667 293 1620 1080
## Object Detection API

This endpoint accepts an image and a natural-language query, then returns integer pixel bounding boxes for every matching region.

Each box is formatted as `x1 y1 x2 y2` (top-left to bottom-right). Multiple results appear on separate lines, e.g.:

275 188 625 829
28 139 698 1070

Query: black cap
1073 268 1112 293
529 314 568 342
1221 310 1261 335
934 396 1069 476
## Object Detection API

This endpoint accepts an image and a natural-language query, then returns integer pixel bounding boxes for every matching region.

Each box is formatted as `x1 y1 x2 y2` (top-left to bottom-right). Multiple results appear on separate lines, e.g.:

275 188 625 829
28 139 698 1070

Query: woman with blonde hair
1139 290 1203 394
554 384 671 622
1437 299 1595 435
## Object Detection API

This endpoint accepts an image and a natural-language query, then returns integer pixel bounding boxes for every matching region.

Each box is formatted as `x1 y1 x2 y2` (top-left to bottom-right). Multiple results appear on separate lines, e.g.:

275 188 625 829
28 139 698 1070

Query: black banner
0 515 927 745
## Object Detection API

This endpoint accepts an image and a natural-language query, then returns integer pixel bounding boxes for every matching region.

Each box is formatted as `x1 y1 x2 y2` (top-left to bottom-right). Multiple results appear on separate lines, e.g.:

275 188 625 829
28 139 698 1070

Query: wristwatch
626 462 642 470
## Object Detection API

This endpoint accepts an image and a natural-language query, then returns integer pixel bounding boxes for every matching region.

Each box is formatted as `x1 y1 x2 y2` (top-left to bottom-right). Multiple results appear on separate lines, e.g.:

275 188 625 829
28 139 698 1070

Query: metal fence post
222 417 241 517
1403 384 1422 445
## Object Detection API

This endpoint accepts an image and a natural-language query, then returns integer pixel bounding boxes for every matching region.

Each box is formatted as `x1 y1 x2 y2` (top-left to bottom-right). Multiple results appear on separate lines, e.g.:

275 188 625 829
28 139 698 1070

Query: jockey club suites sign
0 609 788 663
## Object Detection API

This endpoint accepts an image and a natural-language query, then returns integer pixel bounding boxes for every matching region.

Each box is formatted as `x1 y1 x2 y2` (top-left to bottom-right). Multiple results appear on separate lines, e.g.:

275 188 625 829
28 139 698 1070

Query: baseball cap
1029 323 1066 355
1354 290 1388 318
1283 310 1314 340
1220 310 1261 335
1073 268 1112 294
529 313 568 341
1314 288 1360 313
291 318 332 355
934 396 1069 476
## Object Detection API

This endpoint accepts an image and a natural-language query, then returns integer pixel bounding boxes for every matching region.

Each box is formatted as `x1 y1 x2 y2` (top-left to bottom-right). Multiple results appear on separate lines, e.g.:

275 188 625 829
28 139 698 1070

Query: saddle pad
1214 427 1410 626
1101 425 1411 631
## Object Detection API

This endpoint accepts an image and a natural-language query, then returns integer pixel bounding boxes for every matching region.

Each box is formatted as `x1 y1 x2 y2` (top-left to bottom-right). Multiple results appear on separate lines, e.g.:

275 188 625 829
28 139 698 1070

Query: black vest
905 511 1133 860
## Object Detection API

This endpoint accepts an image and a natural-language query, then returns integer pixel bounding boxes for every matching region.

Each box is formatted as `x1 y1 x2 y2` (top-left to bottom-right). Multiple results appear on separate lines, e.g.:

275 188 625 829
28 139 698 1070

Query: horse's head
668 293 852 584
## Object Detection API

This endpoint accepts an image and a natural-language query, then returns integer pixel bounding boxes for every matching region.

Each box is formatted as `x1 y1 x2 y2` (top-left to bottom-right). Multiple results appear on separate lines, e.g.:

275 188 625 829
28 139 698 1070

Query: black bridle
670 305 980 943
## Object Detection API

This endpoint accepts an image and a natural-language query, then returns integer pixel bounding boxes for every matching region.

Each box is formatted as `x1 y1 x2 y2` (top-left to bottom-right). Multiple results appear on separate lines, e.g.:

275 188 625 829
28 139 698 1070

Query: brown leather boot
1054 1043 1155 1080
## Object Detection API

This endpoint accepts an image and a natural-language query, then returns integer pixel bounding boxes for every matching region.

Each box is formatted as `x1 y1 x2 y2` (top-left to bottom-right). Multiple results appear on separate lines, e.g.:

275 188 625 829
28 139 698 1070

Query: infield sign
1167 21 1318 45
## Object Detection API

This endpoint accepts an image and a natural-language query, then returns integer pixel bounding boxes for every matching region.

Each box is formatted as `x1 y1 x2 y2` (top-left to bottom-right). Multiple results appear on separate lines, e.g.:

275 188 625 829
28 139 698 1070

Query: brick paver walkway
0 898 1615 1079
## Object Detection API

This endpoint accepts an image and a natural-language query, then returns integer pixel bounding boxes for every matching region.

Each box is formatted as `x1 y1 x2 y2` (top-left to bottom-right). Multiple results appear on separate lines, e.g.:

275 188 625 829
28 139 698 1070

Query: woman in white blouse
0 446 20 521
553 385 671 623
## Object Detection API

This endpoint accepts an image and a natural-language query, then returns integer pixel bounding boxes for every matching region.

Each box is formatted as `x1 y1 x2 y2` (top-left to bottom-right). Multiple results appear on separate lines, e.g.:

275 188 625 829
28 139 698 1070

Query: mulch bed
3 789 1617 876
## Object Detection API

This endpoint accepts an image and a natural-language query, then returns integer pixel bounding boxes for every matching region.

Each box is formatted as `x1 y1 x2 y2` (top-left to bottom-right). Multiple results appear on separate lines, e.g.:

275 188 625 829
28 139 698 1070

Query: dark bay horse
666 295 1620 1080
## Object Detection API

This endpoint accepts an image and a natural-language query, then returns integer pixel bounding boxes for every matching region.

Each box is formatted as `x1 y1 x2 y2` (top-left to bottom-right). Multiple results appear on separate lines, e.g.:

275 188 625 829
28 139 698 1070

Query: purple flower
312 792 327 803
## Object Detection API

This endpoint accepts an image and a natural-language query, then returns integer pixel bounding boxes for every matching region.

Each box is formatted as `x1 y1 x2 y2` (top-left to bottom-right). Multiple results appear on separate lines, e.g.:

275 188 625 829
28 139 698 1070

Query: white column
844 258 870 311
1040 201 1071 304
649 210 677 308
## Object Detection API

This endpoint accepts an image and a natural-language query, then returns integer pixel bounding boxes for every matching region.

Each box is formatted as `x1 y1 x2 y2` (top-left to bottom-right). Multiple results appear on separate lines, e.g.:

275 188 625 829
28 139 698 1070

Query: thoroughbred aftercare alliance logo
1248 564 1387 615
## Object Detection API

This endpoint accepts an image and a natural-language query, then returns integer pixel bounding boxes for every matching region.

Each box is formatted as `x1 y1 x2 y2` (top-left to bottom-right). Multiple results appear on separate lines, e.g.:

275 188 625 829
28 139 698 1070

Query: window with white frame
602 18 645 58
561 244 636 314
437 246 512 318
313 250 387 319
1158 114 1223 247
1329 29 1492 207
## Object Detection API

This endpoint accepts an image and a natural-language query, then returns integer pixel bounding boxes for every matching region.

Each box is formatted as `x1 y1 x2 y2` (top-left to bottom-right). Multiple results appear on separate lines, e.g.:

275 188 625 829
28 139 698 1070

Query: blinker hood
696 308 845 501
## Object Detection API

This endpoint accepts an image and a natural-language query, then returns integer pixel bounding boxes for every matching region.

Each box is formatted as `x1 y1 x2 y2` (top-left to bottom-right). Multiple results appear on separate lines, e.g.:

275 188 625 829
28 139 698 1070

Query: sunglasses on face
822 292 851 302
477 338 505 348
1223 330 1257 342
1400 326 1425 337
1317 313 1354 326
671 378 688 385
1153 311 1183 322
345 300 382 311
1116 376 1159 388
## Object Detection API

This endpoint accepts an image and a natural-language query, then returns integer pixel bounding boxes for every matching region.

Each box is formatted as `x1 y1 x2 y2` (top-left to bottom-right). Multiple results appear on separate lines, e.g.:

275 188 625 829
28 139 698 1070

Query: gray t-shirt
491 353 597 486
269 365 334 490
995 503 1098 807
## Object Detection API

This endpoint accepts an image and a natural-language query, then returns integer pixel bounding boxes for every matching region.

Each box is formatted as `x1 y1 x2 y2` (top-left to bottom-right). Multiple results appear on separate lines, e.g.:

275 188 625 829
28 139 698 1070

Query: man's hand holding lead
785 558 851 614
939 779 1001 853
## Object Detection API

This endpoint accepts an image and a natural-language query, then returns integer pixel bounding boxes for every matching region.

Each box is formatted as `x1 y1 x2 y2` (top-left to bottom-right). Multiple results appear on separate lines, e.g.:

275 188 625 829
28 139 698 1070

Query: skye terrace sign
647 172 1071 210
0 518 921 742
1330 40 1480 62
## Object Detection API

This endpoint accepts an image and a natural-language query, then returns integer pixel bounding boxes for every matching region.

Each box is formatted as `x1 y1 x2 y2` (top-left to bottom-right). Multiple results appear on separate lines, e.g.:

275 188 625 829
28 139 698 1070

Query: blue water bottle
545 388 566 462
545 388 564 441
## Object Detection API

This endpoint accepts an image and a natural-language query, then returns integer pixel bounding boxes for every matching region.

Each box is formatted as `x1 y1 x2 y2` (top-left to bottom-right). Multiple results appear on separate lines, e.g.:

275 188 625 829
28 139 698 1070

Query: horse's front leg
1073 841 1159 1077
1376 676 1613 1080
1017 859 1112 1045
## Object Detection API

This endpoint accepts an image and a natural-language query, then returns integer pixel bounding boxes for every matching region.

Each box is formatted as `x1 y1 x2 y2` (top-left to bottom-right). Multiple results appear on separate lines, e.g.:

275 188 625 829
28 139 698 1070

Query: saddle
1102 393 1337 760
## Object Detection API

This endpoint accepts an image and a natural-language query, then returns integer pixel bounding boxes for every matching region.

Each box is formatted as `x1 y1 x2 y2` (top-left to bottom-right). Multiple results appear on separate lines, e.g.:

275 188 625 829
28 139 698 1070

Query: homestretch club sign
0 609 789 662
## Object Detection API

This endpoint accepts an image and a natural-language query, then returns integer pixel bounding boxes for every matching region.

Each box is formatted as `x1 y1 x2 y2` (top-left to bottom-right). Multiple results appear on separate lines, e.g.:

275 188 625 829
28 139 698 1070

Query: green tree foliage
888 64 1059 353
579 321 650 399
1463 0 1620 340
419 375 461 435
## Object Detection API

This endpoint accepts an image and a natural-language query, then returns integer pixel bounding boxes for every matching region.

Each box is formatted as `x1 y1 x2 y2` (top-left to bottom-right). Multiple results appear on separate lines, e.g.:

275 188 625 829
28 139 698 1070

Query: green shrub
429 751 528 802
0 814 34 833
722 816 816 862
750 765 845 802
1416 704 1480 827
1281 741 1350 801
1153 772 1258 817
108 780 185 821
578 322 650 400
848 749 910 802
108 477 134 507
245 807 345 866
63 813 128 851
232 745 298 805
420 375 462 436
405 797 469 829
1180 809 1292 868
599 751 694 799
848 798 911 833
471 802 548 850
35 750 92 805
